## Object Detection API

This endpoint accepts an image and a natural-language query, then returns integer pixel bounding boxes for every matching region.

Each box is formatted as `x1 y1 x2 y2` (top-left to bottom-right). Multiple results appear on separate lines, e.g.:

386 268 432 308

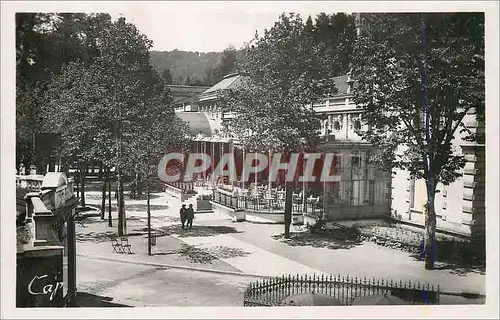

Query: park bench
110 237 133 254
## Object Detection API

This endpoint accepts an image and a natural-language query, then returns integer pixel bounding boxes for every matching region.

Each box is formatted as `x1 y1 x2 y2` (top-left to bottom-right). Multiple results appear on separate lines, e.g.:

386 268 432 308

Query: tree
210 45 238 83
125 78 189 254
311 13 357 76
90 16 168 236
45 61 106 207
219 13 341 238
162 69 173 85
16 13 113 172
44 16 170 236
351 13 484 269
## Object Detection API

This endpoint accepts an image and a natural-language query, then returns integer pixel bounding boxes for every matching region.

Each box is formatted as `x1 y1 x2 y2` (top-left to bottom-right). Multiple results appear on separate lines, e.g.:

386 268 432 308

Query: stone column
461 144 485 238
29 197 60 247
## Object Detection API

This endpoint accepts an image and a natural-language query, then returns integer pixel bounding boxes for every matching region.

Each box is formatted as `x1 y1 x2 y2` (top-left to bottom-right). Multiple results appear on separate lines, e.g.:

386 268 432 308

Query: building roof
201 73 243 95
176 112 214 136
167 85 210 104
201 73 351 96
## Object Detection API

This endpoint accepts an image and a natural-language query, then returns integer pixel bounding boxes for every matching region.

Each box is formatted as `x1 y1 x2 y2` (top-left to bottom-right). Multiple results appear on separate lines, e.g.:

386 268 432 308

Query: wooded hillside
150 48 244 86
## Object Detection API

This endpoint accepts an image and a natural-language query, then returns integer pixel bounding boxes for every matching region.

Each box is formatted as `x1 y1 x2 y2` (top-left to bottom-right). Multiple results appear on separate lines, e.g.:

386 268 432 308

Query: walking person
180 204 187 229
186 204 195 229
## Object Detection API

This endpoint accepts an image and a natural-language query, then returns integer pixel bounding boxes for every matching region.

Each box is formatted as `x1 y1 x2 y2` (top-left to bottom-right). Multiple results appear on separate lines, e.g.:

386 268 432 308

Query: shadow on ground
125 203 169 212
408 253 486 276
153 243 250 264
272 230 362 250
85 191 163 201
76 230 117 243
74 292 132 307
133 224 243 238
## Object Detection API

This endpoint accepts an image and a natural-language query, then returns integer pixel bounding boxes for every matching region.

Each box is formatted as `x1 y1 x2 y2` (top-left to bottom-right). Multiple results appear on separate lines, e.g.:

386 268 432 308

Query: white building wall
391 109 485 238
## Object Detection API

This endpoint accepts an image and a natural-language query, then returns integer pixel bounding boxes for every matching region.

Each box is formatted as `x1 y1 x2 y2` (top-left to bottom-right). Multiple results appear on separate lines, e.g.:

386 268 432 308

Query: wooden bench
111 237 133 254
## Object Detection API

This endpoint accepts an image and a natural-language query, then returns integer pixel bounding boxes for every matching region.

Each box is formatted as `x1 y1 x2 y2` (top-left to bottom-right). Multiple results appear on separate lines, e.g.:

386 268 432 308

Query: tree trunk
117 167 125 236
98 162 104 180
107 167 113 227
133 170 139 199
284 182 293 239
147 185 152 256
121 179 127 234
424 183 437 270
80 162 86 207
100 168 107 220
75 169 80 200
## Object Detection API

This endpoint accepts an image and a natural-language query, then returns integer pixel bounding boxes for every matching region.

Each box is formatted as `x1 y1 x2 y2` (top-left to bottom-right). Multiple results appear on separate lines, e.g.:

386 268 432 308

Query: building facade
173 71 485 238
390 112 485 238
175 73 392 222
313 74 391 221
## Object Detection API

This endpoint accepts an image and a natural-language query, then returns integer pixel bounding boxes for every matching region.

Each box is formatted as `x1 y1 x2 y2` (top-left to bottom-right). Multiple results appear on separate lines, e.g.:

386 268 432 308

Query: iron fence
243 274 440 306
212 189 323 216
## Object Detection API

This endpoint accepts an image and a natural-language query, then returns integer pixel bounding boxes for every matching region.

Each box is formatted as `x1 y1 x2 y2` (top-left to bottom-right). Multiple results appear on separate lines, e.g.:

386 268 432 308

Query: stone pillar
31 197 60 247
461 144 485 238
344 115 350 140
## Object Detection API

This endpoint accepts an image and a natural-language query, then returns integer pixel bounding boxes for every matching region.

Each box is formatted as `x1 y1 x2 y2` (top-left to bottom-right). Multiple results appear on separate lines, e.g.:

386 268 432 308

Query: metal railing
243 274 440 306
212 189 324 216
166 181 195 193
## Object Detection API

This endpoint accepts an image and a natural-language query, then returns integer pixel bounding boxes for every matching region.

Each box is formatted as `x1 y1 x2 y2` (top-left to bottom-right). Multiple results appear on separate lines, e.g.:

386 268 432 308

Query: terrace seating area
212 183 324 217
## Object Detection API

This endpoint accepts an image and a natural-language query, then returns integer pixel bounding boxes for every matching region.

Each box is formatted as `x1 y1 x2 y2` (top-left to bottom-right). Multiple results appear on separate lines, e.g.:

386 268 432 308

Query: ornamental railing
243 274 440 306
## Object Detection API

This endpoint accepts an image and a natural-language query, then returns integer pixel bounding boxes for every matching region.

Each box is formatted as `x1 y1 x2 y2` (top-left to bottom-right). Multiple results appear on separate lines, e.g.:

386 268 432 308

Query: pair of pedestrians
180 204 194 229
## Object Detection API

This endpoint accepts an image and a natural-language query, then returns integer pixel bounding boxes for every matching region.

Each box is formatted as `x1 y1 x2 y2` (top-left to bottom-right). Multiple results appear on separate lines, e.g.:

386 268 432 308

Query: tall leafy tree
206 45 238 84
162 69 173 85
125 77 190 254
87 16 165 236
44 61 108 207
16 13 113 172
312 13 357 76
45 16 175 236
220 13 341 238
351 13 484 269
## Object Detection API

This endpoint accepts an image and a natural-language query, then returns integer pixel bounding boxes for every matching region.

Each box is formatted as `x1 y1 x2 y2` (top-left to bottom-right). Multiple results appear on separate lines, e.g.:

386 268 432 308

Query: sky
108 2 342 52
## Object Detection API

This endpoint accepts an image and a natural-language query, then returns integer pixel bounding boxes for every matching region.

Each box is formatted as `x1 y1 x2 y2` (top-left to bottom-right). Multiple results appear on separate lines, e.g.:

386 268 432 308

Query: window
412 178 427 212
354 119 362 131
334 121 341 131
351 156 361 167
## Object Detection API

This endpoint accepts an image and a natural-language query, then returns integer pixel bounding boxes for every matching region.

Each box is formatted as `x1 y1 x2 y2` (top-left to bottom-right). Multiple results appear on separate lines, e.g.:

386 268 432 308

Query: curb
77 253 267 279
77 254 486 298
439 290 486 299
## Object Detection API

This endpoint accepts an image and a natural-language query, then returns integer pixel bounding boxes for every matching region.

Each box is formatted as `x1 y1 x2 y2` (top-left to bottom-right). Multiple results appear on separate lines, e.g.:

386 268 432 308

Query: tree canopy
220 13 356 153
351 13 484 186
